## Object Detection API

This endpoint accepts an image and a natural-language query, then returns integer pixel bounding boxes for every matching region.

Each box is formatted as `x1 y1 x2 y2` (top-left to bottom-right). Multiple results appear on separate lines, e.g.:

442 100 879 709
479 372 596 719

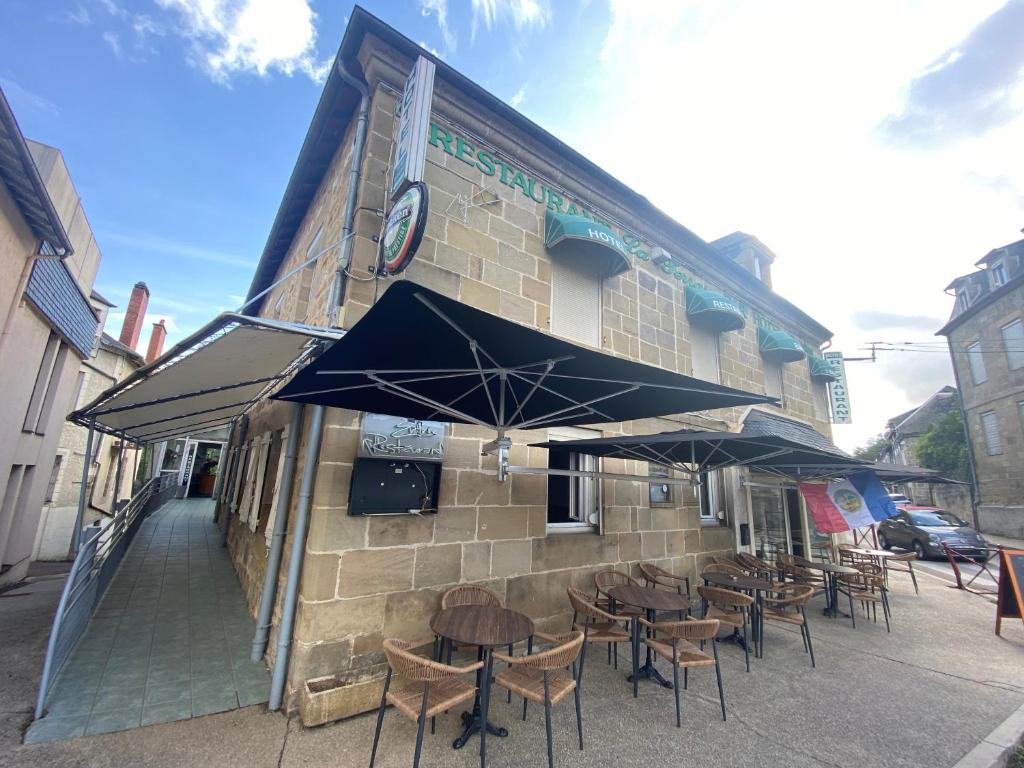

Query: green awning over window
758 328 806 364
543 210 632 277
808 356 838 382
685 286 746 332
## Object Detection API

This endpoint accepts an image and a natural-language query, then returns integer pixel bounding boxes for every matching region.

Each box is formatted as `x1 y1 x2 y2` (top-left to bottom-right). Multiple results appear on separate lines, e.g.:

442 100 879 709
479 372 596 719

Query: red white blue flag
799 471 898 534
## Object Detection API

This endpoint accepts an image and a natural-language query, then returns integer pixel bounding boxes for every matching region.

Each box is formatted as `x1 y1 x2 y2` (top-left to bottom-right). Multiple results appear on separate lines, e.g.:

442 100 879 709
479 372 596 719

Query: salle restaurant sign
358 413 447 462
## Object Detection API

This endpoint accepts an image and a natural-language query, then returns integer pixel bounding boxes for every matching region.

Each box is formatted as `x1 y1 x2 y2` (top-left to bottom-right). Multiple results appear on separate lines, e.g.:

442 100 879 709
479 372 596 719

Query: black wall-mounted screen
348 457 441 516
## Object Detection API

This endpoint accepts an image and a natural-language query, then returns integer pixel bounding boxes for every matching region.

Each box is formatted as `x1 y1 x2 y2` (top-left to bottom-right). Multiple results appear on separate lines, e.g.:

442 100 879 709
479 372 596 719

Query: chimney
119 281 149 350
145 319 167 364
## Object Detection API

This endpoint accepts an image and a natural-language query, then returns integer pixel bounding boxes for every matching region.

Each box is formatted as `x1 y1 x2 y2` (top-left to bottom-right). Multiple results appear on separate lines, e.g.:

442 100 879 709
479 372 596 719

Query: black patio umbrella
530 428 868 478
274 281 775 432
863 462 967 485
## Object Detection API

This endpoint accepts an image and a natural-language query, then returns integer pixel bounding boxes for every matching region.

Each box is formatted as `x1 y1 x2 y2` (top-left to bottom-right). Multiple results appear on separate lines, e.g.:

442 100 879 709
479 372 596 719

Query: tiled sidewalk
26 499 270 743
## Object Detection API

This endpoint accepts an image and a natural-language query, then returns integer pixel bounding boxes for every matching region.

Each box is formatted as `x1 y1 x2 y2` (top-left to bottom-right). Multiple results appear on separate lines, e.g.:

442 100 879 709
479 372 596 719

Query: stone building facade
221 9 837 719
940 237 1024 537
0 88 101 586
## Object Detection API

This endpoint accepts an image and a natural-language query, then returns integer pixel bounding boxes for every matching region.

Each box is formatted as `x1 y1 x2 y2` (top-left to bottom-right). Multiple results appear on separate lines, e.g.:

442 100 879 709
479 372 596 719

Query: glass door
750 486 790 563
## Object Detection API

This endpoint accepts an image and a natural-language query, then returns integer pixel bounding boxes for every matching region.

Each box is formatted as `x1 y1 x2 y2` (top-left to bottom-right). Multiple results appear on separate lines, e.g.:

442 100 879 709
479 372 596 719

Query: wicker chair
837 564 891 631
701 561 748 578
593 570 644 619
697 585 755 672
493 631 585 768
638 561 691 599
370 638 484 768
884 551 919 595
441 584 502 609
736 552 774 582
567 587 631 677
761 584 816 667
777 554 825 591
639 617 725 725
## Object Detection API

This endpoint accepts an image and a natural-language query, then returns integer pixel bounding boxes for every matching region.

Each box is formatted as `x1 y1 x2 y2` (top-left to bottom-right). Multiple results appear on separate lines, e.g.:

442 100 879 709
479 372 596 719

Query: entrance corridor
26 499 270 743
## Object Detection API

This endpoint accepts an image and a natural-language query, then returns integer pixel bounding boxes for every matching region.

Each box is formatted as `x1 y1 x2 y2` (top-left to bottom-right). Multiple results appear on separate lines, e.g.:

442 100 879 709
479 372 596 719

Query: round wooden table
430 605 534 750
607 585 692 694
700 572 775 657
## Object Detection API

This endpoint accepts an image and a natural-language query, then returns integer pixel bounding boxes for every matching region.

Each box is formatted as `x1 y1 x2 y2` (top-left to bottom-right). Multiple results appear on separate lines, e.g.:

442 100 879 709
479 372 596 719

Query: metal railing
33 475 175 719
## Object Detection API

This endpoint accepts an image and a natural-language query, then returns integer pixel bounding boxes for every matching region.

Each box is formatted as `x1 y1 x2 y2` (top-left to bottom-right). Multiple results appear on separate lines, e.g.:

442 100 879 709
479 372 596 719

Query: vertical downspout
251 402 304 662
268 404 324 711
221 416 249 547
946 346 981 529
269 57 371 711
70 418 95 558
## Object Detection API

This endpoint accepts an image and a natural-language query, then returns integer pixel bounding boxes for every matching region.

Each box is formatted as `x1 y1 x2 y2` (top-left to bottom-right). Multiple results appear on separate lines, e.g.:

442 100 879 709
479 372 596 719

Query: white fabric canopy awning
71 314 341 443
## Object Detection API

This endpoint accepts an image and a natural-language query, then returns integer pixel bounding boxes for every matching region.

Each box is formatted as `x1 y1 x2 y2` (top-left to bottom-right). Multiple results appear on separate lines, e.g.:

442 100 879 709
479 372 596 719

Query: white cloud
556 0 1021 450
102 30 122 57
470 0 551 42
102 230 256 269
0 76 59 116
418 40 444 60
157 0 331 84
509 83 527 108
420 0 456 52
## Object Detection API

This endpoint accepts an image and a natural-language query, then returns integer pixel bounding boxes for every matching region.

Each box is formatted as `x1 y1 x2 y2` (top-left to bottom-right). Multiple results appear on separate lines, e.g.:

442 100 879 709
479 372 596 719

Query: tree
912 410 971 482
852 435 887 462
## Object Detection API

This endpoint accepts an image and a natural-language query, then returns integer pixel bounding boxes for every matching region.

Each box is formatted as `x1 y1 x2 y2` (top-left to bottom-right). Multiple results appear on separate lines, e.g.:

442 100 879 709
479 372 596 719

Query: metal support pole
70 418 96 558
252 403 304 662
269 404 325 711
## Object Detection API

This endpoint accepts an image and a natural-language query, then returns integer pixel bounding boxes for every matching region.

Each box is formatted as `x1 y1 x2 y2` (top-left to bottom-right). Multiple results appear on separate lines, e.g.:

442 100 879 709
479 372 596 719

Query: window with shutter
1001 319 1024 370
981 411 1001 455
764 361 784 400
265 426 290 547
546 426 602 531
967 342 987 384
690 326 720 383
550 253 601 347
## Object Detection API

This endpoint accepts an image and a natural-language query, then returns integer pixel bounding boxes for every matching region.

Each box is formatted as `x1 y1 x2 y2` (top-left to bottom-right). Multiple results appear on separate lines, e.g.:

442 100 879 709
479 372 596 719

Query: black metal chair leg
632 618 640 698
480 654 492 767
848 589 856 629
882 591 891 633
672 656 681 728
683 667 688 690
803 608 816 668
712 642 726 722
543 673 554 768
742 613 750 673
506 643 513 703
369 670 391 768
412 683 430 768
573 684 583 750
909 565 919 595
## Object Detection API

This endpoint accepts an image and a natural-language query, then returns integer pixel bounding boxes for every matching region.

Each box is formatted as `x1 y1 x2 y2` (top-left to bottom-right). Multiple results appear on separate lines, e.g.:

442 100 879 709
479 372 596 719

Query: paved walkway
24 499 270 744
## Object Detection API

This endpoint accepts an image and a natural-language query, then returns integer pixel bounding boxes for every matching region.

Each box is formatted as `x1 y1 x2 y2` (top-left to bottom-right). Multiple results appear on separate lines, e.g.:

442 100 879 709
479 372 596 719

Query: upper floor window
990 261 1007 288
956 291 970 313
550 254 600 347
690 326 720 383
1001 318 1024 370
764 361 784 401
981 411 1001 455
967 341 987 384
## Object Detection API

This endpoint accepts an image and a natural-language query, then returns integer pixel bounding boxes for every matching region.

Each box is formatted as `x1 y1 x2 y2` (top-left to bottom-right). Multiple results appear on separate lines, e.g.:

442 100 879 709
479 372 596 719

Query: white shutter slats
265 426 290 547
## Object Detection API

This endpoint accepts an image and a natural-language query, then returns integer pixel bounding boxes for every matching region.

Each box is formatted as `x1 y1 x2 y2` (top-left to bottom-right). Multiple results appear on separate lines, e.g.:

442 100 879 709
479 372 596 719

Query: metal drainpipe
268 56 371 712
268 404 324 711
946 345 982 529
251 402 304 662
70 418 96 558
327 61 370 327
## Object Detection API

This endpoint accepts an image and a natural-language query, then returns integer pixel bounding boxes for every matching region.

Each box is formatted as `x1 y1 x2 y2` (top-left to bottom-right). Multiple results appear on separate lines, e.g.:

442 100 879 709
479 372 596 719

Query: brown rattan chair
370 638 484 768
594 570 644 620
761 584 816 667
837 563 891 631
697 585 755 672
493 630 585 768
566 587 631 677
777 554 825 591
710 554 739 566
884 551 919 594
700 561 748 578
638 561 692 598
639 617 725 725
735 552 774 582
441 583 502 609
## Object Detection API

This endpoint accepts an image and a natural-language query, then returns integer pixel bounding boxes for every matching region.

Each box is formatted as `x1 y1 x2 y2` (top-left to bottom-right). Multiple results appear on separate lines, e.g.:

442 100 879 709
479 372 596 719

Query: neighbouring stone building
939 236 1024 537
219 9 840 719
33 282 169 560
0 87 101 586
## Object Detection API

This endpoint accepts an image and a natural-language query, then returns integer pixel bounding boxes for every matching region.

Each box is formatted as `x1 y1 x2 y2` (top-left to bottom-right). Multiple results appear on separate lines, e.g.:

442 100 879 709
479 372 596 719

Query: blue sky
2 0 1023 448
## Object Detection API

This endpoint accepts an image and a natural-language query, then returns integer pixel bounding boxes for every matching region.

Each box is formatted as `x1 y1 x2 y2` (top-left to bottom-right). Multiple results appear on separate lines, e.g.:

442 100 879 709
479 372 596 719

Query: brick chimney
119 281 149 350
145 319 167 364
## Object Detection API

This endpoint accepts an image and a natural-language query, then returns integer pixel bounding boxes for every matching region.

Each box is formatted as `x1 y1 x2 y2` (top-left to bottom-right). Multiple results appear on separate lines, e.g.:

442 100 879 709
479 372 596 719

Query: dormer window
956 290 970 312
991 261 1007 288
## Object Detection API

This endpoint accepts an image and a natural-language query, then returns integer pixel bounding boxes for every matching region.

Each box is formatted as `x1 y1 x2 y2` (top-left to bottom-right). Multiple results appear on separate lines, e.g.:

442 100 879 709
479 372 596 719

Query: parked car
878 506 988 560
888 492 912 506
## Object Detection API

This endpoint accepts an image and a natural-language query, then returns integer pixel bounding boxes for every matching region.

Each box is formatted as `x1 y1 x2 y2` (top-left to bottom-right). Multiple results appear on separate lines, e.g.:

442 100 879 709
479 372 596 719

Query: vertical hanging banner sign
390 56 435 203
824 351 852 424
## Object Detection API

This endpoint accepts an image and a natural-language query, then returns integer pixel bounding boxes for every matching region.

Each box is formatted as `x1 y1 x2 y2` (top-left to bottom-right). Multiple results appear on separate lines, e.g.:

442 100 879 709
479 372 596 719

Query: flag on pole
799 471 898 534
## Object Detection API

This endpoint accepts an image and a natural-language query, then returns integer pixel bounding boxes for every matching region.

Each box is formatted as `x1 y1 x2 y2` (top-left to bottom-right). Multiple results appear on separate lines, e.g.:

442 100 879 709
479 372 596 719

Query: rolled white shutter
550 255 601 347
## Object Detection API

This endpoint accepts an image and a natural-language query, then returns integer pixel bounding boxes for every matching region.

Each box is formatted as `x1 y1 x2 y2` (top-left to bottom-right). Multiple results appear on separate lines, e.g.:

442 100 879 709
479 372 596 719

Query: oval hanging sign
380 181 428 275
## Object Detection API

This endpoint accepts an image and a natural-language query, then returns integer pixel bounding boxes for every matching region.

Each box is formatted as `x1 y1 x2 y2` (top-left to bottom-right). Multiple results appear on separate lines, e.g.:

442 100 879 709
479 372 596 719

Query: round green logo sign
381 182 428 274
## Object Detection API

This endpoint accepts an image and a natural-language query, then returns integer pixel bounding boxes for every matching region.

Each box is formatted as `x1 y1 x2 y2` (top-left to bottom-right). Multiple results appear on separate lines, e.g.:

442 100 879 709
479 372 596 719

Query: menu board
995 549 1024 636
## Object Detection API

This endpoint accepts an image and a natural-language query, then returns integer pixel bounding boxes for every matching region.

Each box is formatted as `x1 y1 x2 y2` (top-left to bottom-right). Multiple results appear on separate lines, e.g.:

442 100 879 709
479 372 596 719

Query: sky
2 0 1023 451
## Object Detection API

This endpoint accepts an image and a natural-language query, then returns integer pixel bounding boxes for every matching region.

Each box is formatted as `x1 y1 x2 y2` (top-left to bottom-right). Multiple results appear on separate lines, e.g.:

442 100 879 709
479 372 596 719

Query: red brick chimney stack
119 281 149 350
145 319 167 364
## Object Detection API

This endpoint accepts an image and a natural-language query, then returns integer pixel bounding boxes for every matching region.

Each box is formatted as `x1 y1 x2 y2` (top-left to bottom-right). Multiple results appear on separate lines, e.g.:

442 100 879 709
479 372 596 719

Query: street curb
953 701 1024 768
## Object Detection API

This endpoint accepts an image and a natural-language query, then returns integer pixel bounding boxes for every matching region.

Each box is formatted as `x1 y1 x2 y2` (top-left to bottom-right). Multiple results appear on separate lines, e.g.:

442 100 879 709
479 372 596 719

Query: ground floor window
649 464 672 505
749 483 805 560
698 470 725 525
546 427 601 530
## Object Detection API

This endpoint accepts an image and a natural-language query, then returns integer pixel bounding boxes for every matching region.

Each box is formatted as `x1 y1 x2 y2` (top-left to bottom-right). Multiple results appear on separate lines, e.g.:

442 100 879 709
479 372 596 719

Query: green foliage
912 411 971 482
852 435 887 462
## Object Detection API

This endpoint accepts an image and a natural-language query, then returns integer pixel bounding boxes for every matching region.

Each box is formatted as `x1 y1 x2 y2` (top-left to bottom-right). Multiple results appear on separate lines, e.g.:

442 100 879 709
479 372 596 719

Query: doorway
183 442 223 498
749 483 806 561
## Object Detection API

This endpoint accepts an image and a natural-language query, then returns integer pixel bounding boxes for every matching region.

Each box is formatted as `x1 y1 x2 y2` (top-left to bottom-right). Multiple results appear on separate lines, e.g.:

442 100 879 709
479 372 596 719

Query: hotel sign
390 56 435 202
359 414 447 462
824 352 852 424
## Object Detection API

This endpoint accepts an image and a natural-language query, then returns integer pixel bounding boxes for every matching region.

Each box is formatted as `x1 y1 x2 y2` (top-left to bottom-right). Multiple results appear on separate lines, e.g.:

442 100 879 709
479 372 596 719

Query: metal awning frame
70 313 342 445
